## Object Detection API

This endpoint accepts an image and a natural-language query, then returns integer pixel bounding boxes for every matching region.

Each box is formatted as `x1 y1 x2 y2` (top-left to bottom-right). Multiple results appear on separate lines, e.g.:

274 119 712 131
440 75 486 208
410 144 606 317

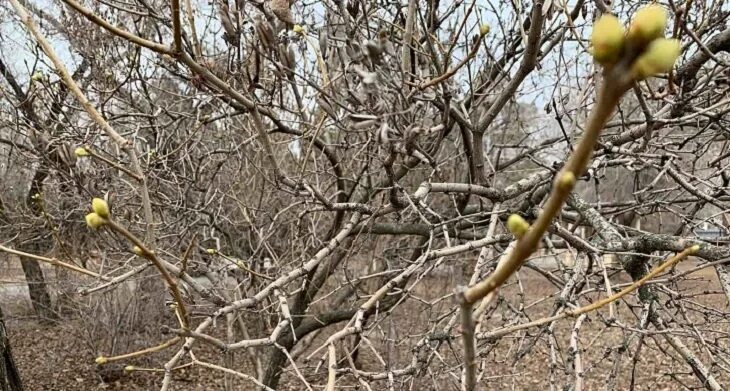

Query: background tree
0 0 728 390
0 305 22 391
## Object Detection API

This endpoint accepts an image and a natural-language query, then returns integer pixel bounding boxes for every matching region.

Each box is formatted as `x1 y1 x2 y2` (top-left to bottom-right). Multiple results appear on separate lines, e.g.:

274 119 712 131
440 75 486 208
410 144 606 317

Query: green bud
507 214 530 239
627 5 667 45
557 171 576 191
632 38 681 79
479 24 490 36
85 213 106 229
132 246 144 256
74 147 89 157
92 198 110 219
591 14 625 65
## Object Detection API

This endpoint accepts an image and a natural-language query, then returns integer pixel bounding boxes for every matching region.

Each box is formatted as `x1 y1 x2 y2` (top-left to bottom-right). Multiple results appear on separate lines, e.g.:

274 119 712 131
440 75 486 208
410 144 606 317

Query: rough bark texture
18 257 53 321
0 306 23 391
18 171 55 321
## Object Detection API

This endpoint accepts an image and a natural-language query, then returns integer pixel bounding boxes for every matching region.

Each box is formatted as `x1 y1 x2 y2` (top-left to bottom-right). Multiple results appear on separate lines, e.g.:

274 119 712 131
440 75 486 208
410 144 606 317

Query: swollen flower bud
206 248 216 254
632 38 681 79
479 23 490 36
92 198 110 218
507 214 530 239
85 213 106 229
133 246 144 256
124 365 135 372
95 356 108 365
31 72 43 82
557 171 576 191
293 24 305 35
74 147 89 157
590 14 625 65
627 5 667 45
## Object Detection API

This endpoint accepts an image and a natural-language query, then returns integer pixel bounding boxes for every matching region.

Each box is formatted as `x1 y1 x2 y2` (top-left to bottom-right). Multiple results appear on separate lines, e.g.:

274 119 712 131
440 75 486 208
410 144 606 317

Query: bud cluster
590 5 681 80
85 197 110 229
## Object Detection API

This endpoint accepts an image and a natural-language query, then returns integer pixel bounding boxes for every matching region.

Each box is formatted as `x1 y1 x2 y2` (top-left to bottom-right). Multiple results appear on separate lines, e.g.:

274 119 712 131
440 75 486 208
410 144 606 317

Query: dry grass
3 256 730 390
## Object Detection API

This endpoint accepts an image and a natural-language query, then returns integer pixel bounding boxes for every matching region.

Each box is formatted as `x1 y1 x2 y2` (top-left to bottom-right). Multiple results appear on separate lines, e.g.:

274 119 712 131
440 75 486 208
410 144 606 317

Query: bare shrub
0 0 729 390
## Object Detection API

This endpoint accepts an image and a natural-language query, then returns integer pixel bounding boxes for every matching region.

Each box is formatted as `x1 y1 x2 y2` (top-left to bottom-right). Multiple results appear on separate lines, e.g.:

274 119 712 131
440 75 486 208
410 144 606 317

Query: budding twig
463 81 626 305
457 7 684 388
106 219 190 329
477 246 698 340
0 245 109 281
83 147 142 181
96 337 181 364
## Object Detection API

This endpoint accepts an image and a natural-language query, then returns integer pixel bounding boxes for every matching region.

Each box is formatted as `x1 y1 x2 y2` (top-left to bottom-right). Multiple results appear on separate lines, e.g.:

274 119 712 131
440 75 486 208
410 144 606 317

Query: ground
3 257 730 390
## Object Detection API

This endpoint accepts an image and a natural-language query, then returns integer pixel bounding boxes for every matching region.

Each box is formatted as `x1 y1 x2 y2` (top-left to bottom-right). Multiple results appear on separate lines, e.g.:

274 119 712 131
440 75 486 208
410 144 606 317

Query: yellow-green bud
632 38 681 79
557 171 576 191
479 23 490 36
92 198 110 218
31 72 43 82
124 365 135 372
206 248 216 254
85 213 106 229
95 356 108 365
627 5 667 45
689 244 700 254
507 214 530 239
132 246 144 256
590 14 625 65
74 147 89 157
293 24 305 34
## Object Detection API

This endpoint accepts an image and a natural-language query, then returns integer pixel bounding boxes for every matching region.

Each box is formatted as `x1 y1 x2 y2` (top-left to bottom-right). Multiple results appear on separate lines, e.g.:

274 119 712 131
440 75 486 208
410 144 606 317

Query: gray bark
0 305 23 391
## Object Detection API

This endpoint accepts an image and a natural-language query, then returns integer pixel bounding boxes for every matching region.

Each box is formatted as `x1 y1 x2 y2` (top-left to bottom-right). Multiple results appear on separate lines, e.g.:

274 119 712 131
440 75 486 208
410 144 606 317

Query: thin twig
457 286 477 391
326 343 337 391
0 244 109 280
193 359 275 390
464 73 631 304
98 337 181 363
107 219 190 328
477 246 698 340
171 0 182 52
11 0 156 242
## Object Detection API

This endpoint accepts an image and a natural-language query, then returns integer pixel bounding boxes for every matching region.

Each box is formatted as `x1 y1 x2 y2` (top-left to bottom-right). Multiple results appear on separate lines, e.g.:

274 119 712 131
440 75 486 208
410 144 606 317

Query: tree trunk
18 171 56 321
0 305 23 391
19 257 54 321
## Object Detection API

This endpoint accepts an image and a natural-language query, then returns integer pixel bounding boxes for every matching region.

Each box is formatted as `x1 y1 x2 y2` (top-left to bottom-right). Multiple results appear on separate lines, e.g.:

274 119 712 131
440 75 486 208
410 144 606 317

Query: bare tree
0 0 729 390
